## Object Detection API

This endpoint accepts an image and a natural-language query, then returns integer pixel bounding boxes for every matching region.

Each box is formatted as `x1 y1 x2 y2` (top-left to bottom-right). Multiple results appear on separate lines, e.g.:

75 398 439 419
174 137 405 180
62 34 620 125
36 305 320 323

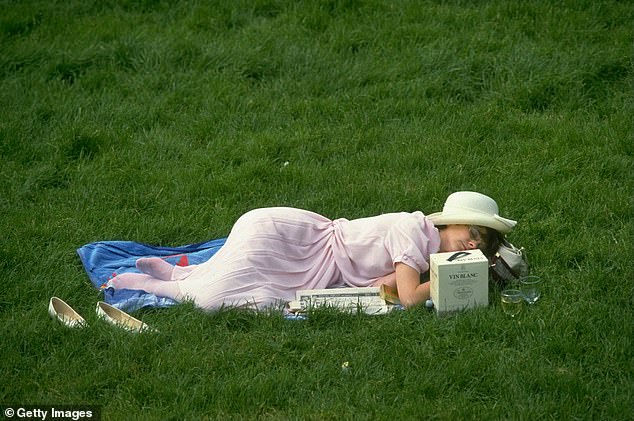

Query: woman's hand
372 272 397 288
395 262 430 309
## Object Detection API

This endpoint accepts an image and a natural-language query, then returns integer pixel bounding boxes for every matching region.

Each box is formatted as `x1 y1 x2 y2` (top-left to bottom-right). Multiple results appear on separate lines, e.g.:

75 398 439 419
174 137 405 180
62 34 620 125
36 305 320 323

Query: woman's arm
395 262 430 309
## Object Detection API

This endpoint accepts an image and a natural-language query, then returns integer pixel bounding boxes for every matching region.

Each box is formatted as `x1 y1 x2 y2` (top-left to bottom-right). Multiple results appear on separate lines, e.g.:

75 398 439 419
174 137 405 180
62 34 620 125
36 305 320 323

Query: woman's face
438 225 480 253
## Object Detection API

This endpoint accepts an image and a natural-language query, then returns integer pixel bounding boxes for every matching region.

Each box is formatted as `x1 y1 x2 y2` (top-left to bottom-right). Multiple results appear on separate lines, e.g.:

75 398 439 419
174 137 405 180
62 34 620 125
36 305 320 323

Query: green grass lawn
1 1 632 420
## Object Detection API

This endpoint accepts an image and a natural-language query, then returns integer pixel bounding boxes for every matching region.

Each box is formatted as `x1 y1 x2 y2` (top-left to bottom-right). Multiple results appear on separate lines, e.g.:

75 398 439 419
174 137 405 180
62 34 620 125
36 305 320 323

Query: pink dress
173 207 440 310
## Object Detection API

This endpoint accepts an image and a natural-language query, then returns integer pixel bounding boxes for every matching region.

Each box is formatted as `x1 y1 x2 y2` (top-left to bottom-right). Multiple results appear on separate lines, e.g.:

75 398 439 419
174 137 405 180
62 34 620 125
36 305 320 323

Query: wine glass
501 289 523 318
520 276 541 304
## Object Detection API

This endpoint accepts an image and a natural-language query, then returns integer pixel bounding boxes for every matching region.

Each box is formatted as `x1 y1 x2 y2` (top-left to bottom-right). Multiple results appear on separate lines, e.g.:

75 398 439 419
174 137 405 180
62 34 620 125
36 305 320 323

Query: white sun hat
427 191 517 233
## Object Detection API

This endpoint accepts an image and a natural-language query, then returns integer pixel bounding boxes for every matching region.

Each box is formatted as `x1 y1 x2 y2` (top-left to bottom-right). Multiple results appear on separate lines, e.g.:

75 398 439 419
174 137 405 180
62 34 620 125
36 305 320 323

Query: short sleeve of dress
384 212 439 274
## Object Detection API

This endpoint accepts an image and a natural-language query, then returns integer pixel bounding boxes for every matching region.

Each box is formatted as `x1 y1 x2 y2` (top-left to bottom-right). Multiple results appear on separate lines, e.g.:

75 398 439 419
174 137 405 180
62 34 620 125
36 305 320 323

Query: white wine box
430 249 489 315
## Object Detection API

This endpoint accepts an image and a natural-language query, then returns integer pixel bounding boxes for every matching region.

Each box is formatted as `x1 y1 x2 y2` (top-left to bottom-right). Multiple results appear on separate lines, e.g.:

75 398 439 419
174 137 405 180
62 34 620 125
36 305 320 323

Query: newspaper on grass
287 286 401 316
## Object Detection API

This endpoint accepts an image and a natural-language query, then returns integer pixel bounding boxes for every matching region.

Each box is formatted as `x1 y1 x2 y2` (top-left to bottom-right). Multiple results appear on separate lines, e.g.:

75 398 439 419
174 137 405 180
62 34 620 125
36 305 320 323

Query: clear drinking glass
501 289 523 318
520 276 541 304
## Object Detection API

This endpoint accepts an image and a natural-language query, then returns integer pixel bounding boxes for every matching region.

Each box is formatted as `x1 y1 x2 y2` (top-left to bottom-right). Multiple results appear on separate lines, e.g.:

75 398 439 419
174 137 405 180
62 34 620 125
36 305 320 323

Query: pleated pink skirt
174 208 347 310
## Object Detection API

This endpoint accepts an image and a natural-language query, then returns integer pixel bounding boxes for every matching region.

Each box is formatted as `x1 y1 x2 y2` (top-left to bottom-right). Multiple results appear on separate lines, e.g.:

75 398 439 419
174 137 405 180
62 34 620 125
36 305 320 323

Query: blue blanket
77 238 226 312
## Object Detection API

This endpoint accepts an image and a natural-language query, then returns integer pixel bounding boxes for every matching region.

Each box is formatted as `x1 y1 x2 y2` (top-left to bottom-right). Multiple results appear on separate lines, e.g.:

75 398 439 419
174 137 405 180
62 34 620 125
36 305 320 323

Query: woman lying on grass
109 191 516 310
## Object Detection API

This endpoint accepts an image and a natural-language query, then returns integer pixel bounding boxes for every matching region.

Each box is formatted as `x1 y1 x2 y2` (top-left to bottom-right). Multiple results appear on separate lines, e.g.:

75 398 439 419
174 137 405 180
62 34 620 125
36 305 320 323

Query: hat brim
427 212 516 234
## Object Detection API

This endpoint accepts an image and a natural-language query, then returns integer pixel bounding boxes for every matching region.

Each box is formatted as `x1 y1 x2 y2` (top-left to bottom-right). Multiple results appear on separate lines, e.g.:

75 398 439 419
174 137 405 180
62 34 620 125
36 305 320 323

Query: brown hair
469 225 504 259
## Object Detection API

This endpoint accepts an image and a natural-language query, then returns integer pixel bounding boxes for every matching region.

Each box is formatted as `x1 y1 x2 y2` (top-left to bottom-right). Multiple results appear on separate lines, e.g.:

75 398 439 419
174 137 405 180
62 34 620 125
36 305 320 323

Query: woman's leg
136 257 176 280
110 272 183 300
136 257 197 281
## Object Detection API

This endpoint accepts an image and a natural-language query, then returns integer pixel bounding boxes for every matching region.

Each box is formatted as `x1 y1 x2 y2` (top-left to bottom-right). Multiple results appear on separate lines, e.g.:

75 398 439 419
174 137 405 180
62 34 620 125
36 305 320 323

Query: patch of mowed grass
1 0 632 419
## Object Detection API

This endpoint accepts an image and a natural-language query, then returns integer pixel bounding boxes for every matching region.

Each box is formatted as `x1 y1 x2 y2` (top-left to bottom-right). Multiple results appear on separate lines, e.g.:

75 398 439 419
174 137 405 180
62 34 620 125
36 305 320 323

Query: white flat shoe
48 297 88 328
95 301 155 333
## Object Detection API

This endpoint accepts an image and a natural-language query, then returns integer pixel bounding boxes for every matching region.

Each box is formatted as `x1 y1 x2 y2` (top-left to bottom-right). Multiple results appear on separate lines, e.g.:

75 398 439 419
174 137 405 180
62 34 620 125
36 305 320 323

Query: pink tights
109 257 184 300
